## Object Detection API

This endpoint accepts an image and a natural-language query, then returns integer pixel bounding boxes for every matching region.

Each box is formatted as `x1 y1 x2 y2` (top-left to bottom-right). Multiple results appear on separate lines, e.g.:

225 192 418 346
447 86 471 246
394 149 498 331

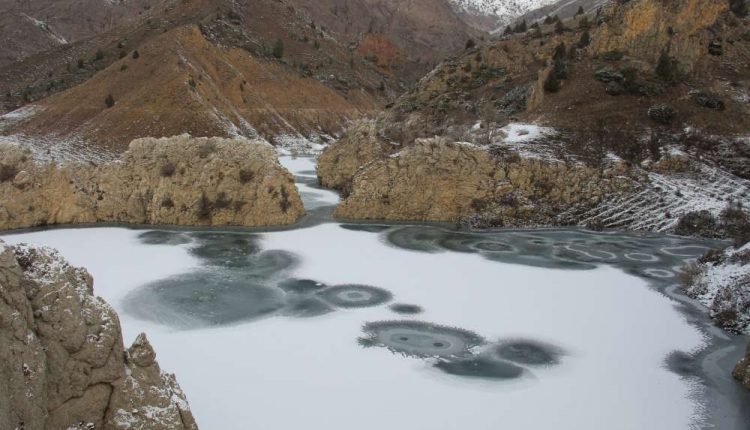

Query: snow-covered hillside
449 0 559 30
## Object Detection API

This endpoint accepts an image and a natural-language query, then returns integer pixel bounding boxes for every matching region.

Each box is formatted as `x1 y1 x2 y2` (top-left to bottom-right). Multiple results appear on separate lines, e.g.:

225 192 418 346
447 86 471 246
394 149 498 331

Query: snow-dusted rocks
0 135 305 230
682 244 750 334
449 0 558 30
0 241 197 430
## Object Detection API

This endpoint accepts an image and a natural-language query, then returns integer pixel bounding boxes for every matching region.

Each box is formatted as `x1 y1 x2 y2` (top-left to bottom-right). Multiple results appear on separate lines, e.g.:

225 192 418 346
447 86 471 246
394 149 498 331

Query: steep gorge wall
0 135 304 230
0 241 198 429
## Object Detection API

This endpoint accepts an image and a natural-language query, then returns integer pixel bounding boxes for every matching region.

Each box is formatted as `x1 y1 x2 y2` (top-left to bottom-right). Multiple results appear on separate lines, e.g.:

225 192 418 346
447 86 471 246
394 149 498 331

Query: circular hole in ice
317 285 393 308
360 321 485 358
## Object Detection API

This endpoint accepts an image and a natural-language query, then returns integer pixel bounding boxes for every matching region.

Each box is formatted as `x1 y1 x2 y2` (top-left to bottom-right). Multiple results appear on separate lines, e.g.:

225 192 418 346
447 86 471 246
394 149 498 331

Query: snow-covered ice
1 223 713 430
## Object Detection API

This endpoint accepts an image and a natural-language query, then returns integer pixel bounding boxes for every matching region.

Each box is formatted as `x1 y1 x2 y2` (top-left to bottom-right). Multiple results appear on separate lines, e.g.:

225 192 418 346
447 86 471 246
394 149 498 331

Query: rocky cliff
329 137 635 226
592 0 729 70
0 240 198 429
0 135 304 230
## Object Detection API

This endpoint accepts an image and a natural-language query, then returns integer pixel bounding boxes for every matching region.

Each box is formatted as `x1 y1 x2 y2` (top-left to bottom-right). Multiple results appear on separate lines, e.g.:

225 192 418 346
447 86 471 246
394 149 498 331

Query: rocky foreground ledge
0 135 304 230
0 240 198 429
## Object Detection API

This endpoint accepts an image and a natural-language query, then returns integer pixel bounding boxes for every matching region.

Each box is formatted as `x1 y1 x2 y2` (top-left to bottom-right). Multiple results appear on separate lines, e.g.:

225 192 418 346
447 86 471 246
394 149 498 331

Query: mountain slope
0 0 177 67
318 0 750 232
0 0 478 153
449 0 559 31
515 0 609 26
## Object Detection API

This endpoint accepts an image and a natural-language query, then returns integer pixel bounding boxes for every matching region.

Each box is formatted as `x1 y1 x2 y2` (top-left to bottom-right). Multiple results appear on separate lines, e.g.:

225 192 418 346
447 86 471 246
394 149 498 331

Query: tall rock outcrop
592 0 729 69
0 135 305 230
317 120 396 194
0 240 198 429
332 138 634 226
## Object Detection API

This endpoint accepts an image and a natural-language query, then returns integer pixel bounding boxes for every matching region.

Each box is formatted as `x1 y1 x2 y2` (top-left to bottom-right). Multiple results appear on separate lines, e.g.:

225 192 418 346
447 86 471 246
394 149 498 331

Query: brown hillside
6 26 379 153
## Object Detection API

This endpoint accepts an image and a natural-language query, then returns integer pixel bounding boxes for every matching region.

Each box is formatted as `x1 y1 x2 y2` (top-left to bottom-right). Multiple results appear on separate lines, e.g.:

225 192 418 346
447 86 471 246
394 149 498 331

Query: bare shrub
197 142 217 159
239 169 255 183
0 164 18 182
160 161 176 177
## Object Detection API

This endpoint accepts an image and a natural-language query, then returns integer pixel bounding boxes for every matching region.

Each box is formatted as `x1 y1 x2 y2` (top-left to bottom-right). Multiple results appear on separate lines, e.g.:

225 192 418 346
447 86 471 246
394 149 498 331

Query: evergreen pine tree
272 39 284 59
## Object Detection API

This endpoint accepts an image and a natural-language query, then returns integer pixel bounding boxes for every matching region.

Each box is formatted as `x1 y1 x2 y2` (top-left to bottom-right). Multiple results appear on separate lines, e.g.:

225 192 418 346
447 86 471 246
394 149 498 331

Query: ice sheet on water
0 224 732 430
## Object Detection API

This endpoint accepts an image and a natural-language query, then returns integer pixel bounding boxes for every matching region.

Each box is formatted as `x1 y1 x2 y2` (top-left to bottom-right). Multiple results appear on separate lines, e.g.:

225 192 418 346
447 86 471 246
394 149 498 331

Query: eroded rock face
0 135 304 230
317 120 396 194
0 240 198 430
593 0 729 69
332 138 635 226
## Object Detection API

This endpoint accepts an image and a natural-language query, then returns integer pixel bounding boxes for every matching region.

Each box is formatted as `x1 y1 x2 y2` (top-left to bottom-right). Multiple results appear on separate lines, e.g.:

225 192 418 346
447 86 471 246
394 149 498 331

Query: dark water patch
556 245 617 262
494 340 562 366
664 350 701 378
641 268 676 279
434 356 526 379
474 240 515 252
318 285 393 309
661 245 713 258
138 230 192 245
245 250 299 278
340 224 391 233
385 227 445 253
437 234 481 253
360 321 485 358
123 270 285 328
383 227 724 278
278 278 328 294
282 296 335 318
189 231 256 242
389 303 424 315
188 234 260 267
624 252 660 262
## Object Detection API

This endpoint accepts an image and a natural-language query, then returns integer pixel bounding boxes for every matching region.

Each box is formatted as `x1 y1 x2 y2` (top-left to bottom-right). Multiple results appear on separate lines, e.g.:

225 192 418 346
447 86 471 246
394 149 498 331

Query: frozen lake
2 156 748 430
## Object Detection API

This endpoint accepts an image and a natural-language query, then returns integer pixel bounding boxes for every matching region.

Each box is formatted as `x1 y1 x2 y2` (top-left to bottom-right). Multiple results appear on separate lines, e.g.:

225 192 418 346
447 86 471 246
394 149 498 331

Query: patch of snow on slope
0 134 116 165
20 13 68 44
491 123 560 159
450 0 559 28
566 162 750 232
0 105 41 132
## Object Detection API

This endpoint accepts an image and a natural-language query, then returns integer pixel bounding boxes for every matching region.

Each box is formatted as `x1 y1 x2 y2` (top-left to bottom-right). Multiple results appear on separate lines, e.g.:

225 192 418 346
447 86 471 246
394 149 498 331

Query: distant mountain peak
448 0 559 31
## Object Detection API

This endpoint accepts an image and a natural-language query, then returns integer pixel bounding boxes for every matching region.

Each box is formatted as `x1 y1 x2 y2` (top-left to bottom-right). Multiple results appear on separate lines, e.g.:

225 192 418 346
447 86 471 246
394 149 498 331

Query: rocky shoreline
322 135 637 226
0 240 198 429
0 135 305 230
